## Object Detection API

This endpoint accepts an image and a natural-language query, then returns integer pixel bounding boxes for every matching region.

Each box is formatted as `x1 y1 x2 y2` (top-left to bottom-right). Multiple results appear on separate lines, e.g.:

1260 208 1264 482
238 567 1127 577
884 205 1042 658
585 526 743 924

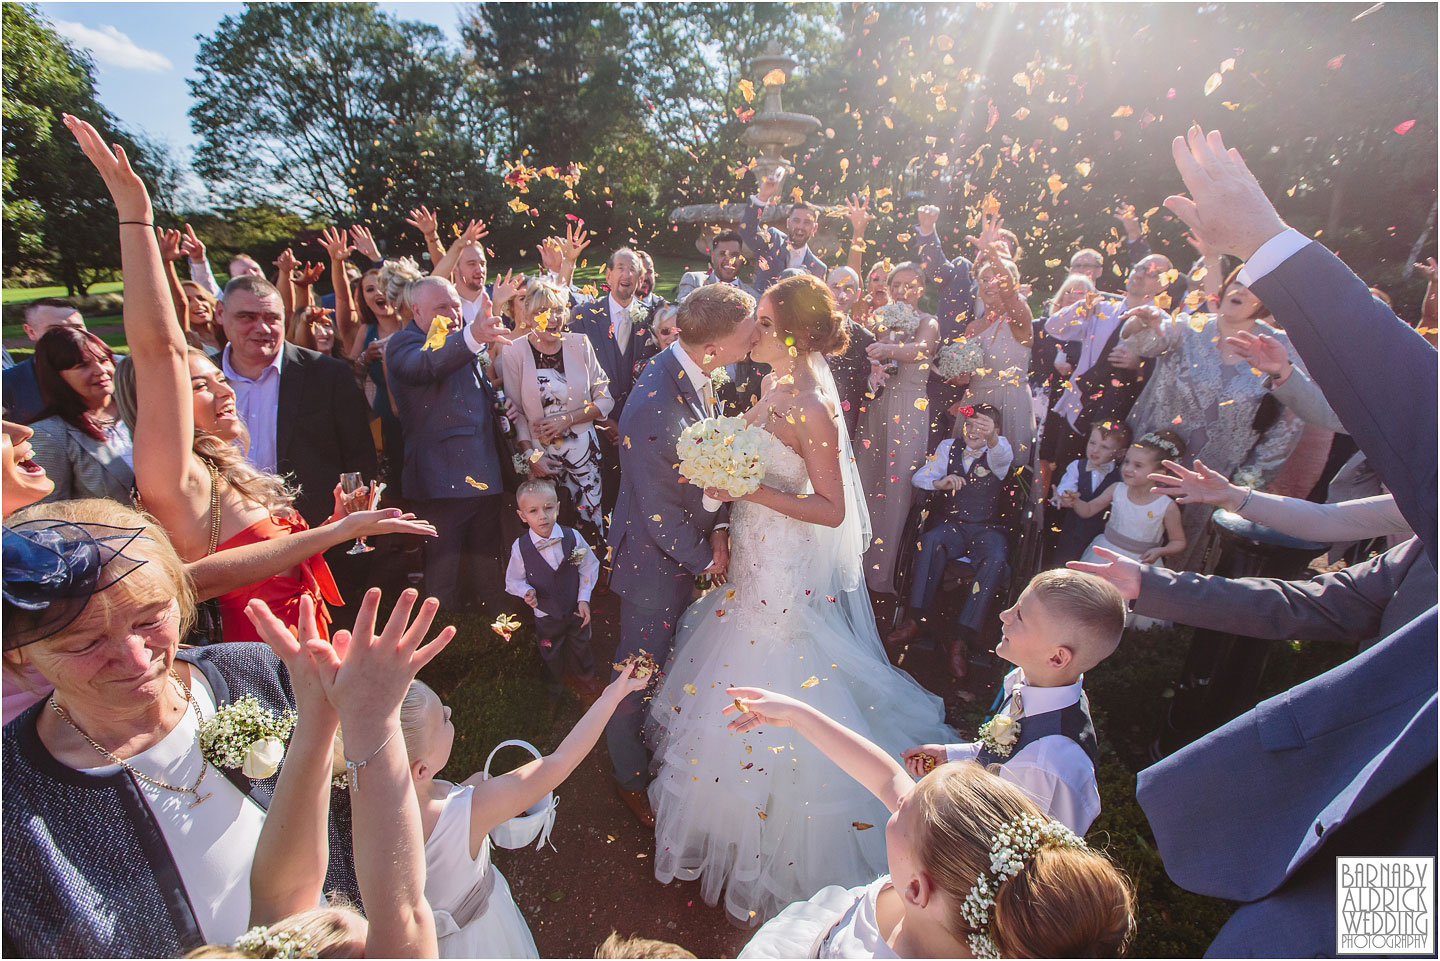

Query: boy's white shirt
912 435 1014 490
1053 458 1116 499
504 526 600 619
945 667 1101 835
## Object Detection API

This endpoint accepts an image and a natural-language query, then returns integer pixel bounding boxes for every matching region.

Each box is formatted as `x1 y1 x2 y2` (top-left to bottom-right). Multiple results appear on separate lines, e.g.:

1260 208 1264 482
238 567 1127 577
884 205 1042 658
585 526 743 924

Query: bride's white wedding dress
646 372 953 925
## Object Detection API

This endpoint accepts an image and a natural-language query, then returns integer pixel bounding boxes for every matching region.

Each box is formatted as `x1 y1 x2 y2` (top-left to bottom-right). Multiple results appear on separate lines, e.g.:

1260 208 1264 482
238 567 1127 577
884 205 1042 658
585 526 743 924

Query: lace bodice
727 432 818 615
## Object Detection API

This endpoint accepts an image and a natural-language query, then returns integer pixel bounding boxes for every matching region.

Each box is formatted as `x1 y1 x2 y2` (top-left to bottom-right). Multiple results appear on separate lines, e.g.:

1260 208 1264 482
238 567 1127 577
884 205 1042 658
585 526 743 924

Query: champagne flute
339 473 377 554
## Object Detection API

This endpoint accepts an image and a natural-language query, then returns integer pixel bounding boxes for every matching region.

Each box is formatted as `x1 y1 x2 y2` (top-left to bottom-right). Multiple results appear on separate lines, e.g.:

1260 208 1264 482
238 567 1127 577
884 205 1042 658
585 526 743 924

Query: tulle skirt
645 588 953 925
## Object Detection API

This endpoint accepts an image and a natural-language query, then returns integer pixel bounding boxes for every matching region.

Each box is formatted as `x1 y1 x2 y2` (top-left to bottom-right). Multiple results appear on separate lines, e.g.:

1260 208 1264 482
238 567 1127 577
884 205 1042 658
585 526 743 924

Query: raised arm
181 224 221 300
558 221 589 289
723 687 914 812
844 194 871 276
317 227 358 352
430 219 489 281
404 206 446 268
63 115 211 519
272 248 298 319
155 227 191 335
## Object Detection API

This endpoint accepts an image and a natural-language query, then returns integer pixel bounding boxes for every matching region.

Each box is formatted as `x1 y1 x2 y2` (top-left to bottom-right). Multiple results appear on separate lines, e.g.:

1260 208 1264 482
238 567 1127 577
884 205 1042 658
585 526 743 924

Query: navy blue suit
1133 239 1438 957
739 201 826 295
913 231 977 442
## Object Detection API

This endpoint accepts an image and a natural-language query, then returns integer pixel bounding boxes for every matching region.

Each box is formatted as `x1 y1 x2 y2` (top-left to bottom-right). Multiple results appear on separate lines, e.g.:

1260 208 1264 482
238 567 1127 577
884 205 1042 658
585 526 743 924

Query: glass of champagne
339 473 377 554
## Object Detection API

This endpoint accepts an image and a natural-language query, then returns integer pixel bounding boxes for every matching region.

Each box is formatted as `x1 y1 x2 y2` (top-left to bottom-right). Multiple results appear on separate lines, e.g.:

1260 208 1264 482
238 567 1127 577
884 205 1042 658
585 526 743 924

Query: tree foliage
1 3 167 293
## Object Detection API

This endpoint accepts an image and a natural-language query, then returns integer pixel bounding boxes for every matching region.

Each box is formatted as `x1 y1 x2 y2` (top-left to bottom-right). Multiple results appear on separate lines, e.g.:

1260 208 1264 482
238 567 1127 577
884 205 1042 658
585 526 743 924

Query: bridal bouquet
676 415 769 512
934 338 986 380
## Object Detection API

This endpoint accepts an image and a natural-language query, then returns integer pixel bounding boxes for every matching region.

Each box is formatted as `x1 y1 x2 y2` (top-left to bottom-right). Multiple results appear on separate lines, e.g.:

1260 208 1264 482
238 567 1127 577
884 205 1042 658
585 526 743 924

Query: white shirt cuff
461 323 484 355
1236 228 1308 287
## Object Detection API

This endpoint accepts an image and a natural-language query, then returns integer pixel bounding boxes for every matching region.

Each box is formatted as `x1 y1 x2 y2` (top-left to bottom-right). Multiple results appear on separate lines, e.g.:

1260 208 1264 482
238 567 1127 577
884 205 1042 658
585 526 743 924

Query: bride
645 275 953 924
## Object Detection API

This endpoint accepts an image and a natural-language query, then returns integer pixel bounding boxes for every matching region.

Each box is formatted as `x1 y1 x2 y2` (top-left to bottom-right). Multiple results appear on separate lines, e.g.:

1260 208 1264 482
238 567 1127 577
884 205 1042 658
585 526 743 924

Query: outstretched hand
405 205 439 238
1066 546 1142 601
1226 329 1291 377
155 227 185 262
349 225 382 262
317 225 355 262
1149 458 1245 510
244 594 334 723
723 686 807 733
845 193 872 234
63 113 152 221
1163 125 1289 262
181 223 207 262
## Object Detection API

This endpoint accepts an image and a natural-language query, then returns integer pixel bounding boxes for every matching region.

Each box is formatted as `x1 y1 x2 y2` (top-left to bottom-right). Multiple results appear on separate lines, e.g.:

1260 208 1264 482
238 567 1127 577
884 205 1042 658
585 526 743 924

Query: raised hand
537 236 564 275
297 261 326 287
490 268 519 308
1149 457 1246 511
317 225 355 262
1415 257 1438 283
561 221 590 263
349 224 382 262
62 113 152 220
1226 329 1292 376
155 227 185 261
1120 303 1169 332
273 247 299 277
456 218 489 245
1184 227 1216 261
968 411 997 441
1066 545 1142 600
467 312 513 346
965 212 1005 255
404 205 439 239
755 165 785 204
916 203 940 236
181 223 207 262
244 594 334 722
845 193 872 235
1113 200 1139 226
1163 125 1289 262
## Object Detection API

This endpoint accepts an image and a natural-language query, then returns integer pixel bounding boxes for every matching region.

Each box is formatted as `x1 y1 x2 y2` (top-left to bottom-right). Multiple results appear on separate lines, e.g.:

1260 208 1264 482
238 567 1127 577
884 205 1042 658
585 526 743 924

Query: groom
606 283 759 826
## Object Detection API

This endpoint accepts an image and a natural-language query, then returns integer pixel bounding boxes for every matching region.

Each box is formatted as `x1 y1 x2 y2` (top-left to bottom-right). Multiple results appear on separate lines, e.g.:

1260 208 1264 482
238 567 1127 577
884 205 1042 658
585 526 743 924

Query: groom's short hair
677 283 754 345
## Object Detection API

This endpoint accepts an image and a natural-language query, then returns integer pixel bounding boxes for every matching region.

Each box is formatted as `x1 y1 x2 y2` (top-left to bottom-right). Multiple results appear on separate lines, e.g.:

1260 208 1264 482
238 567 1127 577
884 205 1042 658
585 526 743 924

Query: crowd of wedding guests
1 113 1434 960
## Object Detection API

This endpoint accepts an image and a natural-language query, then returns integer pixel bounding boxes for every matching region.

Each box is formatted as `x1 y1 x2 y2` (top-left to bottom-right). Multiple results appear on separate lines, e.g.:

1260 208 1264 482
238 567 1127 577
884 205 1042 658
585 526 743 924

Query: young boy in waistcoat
884 404 1012 679
1049 421 1131 566
504 478 601 698
902 569 1126 834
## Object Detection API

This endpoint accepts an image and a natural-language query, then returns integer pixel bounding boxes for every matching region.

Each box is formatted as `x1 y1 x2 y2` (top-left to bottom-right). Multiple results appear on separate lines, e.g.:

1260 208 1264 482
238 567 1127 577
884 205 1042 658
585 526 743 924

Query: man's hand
273 247 299 276
560 221 590 264
845 193 872 235
155 227 185 262
524 588 538 609
456 218 489 246
467 312 512 346
1066 545 1142 601
576 600 591 627
707 529 730 586
1163 125 1289 262
1107 343 1141 370
1120 304 1168 333
1113 200 1143 242
405 205 439 240
317 225 355 262
916 204 940 236
1226 329 1291 378
349 224 382 262
181 223 207 263
537 237 564 276
594 417 619 444
755 165 784 204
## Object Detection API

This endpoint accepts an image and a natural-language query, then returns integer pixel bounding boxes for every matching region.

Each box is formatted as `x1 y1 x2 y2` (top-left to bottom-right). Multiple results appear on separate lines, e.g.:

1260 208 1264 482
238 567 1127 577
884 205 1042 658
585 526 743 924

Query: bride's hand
703 486 746 503
724 686 808 732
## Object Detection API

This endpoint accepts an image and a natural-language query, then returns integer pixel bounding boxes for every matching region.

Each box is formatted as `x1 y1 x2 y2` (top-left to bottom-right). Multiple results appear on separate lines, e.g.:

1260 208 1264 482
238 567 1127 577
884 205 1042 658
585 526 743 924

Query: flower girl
398 662 647 958
727 687 1135 959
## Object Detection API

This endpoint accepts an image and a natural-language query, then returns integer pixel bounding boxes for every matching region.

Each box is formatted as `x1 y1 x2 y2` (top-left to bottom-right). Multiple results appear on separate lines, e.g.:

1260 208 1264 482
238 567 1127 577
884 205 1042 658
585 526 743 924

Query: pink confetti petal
1394 120 1416 135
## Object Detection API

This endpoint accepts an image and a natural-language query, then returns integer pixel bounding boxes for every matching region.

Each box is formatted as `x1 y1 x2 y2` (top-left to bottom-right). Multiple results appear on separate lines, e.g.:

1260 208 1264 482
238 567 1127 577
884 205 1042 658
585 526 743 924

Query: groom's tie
701 381 716 418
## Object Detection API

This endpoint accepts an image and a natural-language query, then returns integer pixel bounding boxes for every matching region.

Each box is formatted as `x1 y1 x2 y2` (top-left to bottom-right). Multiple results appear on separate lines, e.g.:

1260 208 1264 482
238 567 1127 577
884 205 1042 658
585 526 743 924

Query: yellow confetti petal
1074 159 1093 177
1204 72 1223 96
464 476 488 491
1053 116 1069 131
683 684 698 696
1112 105 1134 118
506 196 531 214
738 78 755 103
800 675 820 689
913 397 929 411
852 822 874 831
761 68 787 87
651 515 664 522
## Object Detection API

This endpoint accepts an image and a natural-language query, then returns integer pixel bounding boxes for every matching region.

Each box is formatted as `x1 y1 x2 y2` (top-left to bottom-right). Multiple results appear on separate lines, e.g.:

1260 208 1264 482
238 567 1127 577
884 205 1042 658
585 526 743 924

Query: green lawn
1 281 123 304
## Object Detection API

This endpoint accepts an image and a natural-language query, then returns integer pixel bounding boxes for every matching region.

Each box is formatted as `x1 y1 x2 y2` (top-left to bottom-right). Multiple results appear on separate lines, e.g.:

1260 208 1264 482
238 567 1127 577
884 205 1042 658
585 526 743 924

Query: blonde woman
498 279 613 540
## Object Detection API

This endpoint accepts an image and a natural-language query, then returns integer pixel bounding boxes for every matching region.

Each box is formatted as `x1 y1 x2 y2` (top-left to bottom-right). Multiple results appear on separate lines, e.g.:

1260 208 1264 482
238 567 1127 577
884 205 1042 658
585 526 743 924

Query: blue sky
36 2 467 176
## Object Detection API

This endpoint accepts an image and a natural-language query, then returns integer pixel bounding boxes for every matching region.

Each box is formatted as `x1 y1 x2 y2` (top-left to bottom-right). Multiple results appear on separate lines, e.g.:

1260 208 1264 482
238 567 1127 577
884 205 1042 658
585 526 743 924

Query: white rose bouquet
199 695 297 780
676 415 770 512
934 338 986 380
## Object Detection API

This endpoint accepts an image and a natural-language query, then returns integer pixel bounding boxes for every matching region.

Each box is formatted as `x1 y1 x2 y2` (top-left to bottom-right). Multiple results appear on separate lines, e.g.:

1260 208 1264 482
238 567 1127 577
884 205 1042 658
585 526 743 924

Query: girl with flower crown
724 687 1135 959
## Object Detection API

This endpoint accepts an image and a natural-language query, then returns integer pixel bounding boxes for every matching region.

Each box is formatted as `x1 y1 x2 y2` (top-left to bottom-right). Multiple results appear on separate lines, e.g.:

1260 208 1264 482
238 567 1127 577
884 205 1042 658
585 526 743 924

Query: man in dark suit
1073 125 1437 958
740 172 826 295
3 298 86 423
217 276 377 623
571 248 659 519
386 277 511 610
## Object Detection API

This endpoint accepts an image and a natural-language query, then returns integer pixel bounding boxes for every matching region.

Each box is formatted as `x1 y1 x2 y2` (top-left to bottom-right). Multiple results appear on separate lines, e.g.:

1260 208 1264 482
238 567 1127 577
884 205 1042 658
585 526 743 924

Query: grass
1 281 123 304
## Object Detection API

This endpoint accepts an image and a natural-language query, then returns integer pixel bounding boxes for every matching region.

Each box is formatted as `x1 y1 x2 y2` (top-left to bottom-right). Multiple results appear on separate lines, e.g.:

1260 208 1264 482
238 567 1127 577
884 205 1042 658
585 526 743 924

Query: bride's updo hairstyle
912 762 1136 957
764 274 849 357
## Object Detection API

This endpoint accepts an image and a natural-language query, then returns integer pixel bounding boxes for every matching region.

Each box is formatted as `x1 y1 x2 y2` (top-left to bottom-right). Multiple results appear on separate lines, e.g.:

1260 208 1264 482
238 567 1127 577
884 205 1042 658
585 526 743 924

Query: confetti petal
800 675 820 689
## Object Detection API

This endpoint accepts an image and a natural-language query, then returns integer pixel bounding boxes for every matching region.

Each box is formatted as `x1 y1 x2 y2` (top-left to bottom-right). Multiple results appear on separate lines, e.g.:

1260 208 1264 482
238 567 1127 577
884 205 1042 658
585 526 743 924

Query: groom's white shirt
670 341 715 415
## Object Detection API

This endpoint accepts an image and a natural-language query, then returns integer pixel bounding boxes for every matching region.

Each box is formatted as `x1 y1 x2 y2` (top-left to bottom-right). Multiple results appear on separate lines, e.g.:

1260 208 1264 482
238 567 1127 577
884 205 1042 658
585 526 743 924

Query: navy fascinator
3 520 148 651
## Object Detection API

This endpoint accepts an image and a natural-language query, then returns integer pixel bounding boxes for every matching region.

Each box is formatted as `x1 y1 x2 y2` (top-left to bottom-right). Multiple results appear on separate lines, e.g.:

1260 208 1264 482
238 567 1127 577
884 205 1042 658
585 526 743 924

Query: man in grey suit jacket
385 277 512 610
604 284 758 825
675 230 758 303
1075 126 1437 957
739 173 826 295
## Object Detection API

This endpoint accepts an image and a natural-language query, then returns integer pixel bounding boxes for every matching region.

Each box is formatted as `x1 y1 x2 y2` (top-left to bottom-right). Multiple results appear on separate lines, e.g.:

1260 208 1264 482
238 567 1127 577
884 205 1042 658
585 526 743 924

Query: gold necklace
50 669 213 808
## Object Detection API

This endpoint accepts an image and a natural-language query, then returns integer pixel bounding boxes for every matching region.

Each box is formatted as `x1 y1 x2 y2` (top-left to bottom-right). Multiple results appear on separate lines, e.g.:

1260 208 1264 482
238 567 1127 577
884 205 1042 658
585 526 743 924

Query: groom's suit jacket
1133 238 1438 957
609 347 729 612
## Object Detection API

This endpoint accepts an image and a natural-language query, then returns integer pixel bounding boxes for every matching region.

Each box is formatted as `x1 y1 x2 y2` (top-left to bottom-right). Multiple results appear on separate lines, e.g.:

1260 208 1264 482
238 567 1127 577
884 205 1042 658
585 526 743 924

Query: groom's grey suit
606 346 729 790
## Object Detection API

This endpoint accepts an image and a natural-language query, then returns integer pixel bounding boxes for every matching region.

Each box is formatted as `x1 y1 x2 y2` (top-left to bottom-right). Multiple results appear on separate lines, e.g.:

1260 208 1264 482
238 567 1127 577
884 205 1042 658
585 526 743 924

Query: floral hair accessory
2 520 148 650
1137 432 1180 459
234 924 312 958
198 696 296 780
960 815 1088 958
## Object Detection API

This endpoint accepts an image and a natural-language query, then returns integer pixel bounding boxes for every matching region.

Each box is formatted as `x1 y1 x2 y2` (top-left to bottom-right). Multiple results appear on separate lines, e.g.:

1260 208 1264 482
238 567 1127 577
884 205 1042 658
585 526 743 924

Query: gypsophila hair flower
959 815 1088 958
1138 433 1181 458
233 924 312 958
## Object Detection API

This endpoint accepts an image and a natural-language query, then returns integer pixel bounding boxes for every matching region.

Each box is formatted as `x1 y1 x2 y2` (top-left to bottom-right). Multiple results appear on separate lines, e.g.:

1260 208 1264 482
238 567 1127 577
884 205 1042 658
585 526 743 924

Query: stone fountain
669 45 830 257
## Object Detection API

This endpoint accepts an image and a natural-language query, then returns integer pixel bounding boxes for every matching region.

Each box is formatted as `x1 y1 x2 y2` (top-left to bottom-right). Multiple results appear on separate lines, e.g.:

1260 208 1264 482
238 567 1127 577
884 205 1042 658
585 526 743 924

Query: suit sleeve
1249 242 1437 563
1133 548 1407 642
739 202 780 273
676 273 700 303
1268 365 1345 433
914 231 955 286
385 328 481 386
1240 492 1412 544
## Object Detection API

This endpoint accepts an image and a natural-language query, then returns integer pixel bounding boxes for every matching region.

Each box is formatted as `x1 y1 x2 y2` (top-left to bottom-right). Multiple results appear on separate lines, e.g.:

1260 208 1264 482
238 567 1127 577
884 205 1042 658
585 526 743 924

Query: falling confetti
800 676 820 689
1204 72 1224 96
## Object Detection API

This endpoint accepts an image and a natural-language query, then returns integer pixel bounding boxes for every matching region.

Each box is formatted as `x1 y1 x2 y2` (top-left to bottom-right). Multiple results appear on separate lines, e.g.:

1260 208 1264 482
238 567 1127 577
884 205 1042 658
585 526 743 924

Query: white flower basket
483 739 559 850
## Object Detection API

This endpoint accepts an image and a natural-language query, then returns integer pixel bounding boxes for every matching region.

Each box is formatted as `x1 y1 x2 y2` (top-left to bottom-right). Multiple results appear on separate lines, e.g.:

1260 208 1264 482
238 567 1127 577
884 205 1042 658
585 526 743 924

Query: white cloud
51 20 173 73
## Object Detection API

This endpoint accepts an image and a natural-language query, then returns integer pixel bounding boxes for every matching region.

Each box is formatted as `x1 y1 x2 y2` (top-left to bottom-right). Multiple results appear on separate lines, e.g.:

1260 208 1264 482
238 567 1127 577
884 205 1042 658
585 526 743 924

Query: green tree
190 2 504 249
1 3 165 293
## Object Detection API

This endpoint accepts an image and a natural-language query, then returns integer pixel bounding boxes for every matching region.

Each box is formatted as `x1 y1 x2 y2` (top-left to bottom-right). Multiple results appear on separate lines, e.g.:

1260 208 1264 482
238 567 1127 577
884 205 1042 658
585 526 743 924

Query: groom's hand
704 530 730 585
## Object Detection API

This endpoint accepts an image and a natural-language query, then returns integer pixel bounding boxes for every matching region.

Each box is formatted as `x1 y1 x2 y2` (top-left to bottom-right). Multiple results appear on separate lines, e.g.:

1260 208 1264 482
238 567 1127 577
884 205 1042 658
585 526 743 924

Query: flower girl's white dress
647 426 953 925
739 876 899 959
424 782 538 959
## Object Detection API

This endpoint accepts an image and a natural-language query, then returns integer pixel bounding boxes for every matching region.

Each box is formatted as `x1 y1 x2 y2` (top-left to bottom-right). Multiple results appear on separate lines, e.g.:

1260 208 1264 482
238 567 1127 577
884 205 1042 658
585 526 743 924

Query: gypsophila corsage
976 713 1020 758
710 366 731 390
1232 466 1263 490
933 338 986 380
569 544 589 567
959 814 1088 958
198 696 296 780
628 300 649 329
234 924 311 959
676 415 770 512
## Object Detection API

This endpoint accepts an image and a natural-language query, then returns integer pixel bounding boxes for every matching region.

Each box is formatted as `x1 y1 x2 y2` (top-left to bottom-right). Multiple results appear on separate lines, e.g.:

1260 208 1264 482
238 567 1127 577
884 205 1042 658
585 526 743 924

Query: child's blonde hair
911 763 1135 957
594 931 696 959
186 901 363 958
1025 569 1126 672
333 680 434 779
